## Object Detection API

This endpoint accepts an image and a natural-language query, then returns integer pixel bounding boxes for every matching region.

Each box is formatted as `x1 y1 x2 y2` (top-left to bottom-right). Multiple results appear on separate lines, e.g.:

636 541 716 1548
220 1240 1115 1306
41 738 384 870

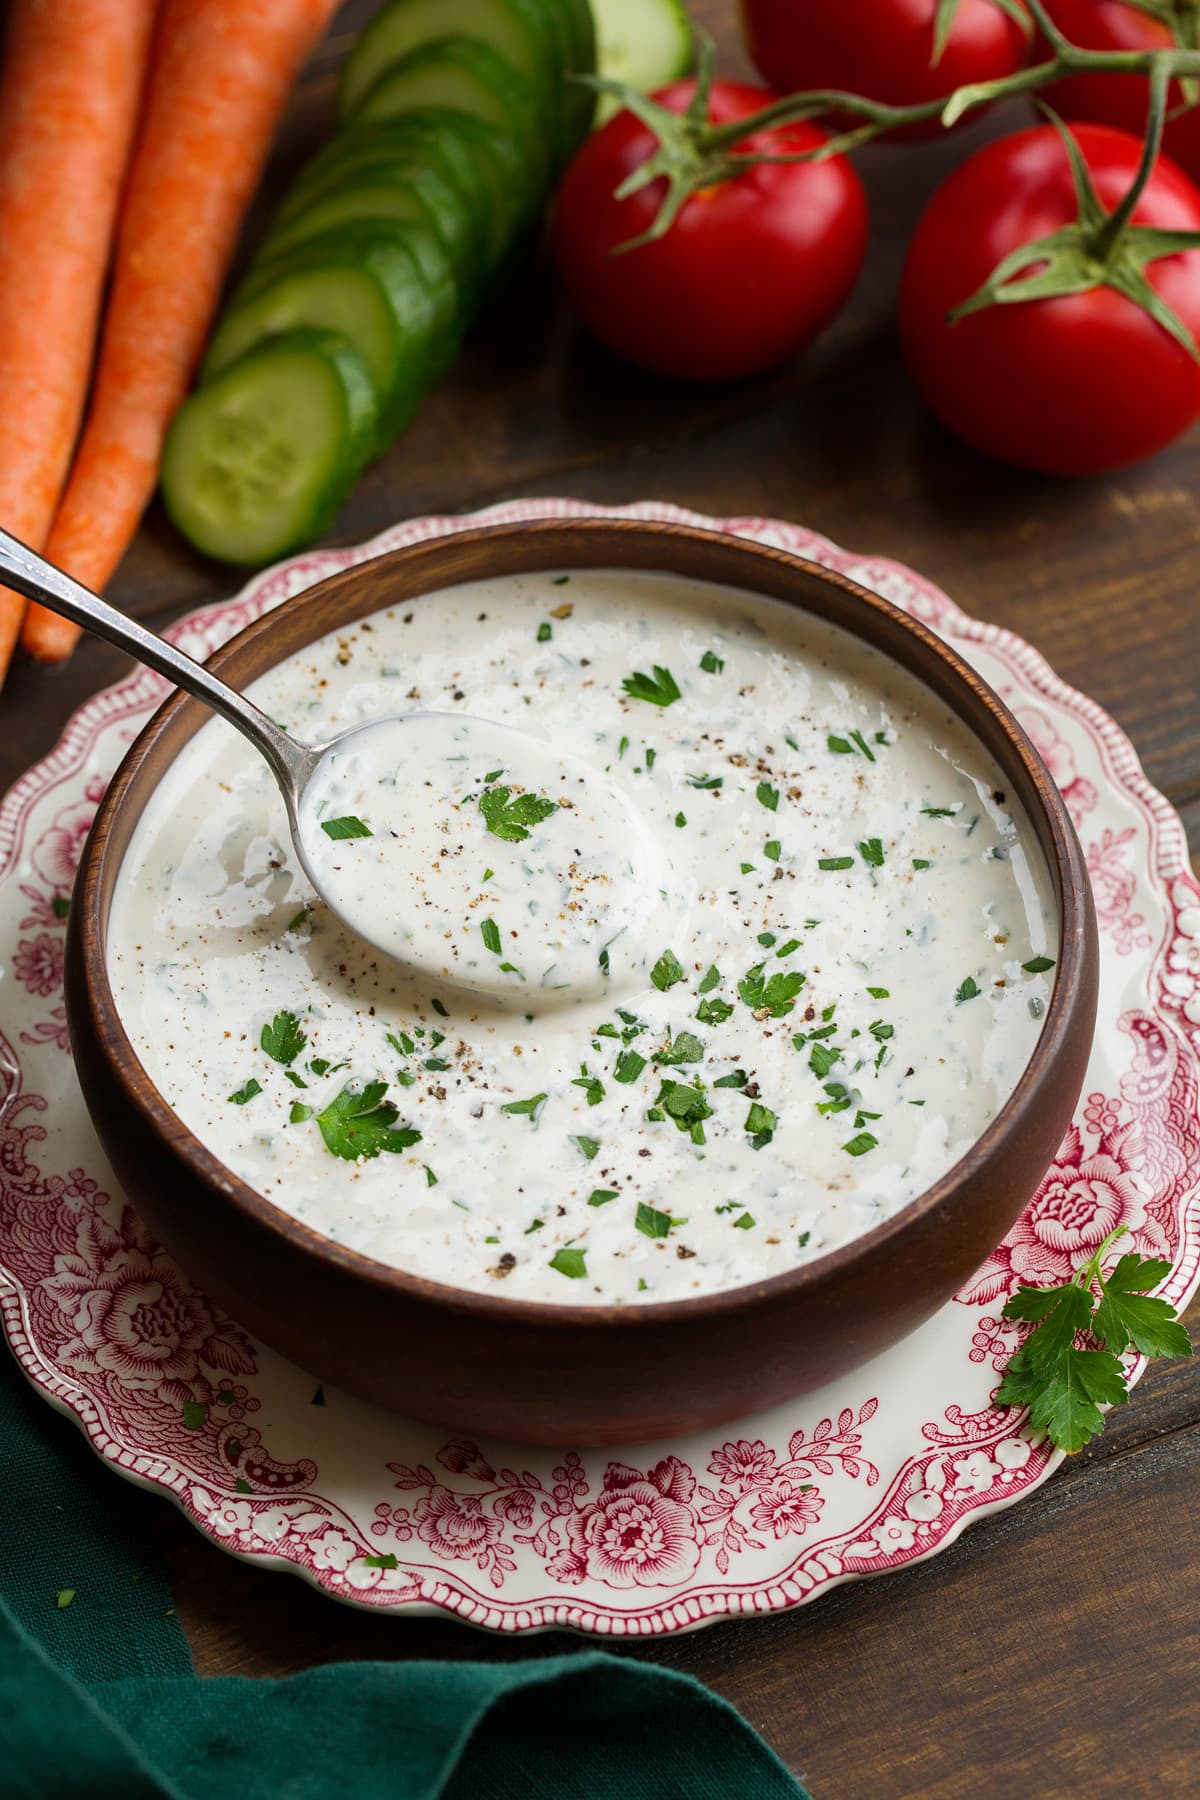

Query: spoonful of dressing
0 527 674 1005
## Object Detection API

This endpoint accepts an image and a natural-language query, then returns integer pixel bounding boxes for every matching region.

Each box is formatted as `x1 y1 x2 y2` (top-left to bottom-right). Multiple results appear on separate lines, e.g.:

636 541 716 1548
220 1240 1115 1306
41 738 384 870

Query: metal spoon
0 527 672 1003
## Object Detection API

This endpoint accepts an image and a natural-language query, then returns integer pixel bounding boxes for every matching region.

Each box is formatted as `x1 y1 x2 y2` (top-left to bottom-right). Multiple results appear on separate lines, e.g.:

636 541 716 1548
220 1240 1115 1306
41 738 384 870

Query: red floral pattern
0 499 1197 1632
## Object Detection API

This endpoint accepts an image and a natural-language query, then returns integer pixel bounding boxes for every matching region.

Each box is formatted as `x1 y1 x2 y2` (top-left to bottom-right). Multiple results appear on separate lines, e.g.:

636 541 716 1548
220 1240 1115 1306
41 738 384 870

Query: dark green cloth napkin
0 1349 808 1799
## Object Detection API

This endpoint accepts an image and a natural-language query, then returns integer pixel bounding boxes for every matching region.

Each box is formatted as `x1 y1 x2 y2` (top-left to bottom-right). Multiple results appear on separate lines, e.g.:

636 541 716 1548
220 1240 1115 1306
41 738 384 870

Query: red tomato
1040 1 1200 183
551 80 868 381
899 123 1200 473
738 0 1030 140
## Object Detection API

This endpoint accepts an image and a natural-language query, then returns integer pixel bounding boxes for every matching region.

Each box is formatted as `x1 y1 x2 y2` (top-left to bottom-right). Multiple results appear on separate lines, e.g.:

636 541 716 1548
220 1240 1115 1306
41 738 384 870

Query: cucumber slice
162 330 377 566
340 0 560 148
279 121 493 256
548 0 597 149
591 0 691 123
262 158 487 323
203 233 448 443
352 37 546 187
312 113 534 265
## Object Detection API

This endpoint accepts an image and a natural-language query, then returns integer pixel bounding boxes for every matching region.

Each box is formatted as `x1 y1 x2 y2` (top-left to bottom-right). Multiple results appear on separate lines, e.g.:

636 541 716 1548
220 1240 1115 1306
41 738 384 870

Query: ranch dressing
107 570 1058 1306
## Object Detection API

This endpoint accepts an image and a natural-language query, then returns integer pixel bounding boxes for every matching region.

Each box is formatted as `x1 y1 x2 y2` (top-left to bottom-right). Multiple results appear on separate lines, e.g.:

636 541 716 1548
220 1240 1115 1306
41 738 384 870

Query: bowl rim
74 516 1094 1333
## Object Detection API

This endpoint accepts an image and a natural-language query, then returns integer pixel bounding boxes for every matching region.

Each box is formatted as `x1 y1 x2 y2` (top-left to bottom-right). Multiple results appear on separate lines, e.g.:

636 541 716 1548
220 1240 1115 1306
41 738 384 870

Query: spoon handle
0 525 314 793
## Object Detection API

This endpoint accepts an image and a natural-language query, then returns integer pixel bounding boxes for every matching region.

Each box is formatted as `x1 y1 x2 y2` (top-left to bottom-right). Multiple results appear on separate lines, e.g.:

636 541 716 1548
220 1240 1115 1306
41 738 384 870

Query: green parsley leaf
913 858 932 871
764 839 781 862
550 1246 588 1279
842 1131 878 1156
573 1135 601 1160
745 1101 777 1149
501 1092 547 1122
733 1212 756 1230
700 649 724 674
687 772 722 789
809 1042 840 1079
424 1166 438 1187
479 785 559 844
756 781 779 811
636 1202 673 1239
674 811 687 828
387 1029 416 1056
921 805 957 817
572 1069 605 1105
622 665 681 707
289 1101 313 1124
698 964 721 994
613 1048 646 1084
1022 955 1057 974
536 621 552 642
757 931 776 948
713 1069 748 1089
866 986 890 998
955 976 981 1004
697 997 733 1025
588 1188 619 1207
480 918 502 955
1091 1254 1193 1360
228 1079 261 1106
285 907 310 932
653 1078 712 1137
858 838 885 867
261 1010 306 1065
849 729 876 762
320 815 372 840
738 964 805 1018
317 1082 421 1160
818 855 854 871
653 1030 705 1065
827 735 853 754
650 947 685 991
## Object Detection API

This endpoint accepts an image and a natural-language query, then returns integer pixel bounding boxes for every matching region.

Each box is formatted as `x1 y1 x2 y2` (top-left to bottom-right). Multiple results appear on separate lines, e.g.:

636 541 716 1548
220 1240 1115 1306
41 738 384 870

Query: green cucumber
549 0 597 149
352 37 546 187
591 0 692 123
318 113 535 264
340 0 561 150
161 330 377 566
203 232 449 443
260 159 487 322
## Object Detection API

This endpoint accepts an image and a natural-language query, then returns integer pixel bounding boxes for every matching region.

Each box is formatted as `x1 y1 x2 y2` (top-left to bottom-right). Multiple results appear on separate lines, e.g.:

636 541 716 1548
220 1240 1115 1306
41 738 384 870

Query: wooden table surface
3 3 1199 1793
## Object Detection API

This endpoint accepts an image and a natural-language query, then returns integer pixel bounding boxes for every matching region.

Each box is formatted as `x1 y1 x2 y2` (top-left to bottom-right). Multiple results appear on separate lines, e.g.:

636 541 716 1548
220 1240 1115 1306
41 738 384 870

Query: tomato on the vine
737 0 1031 139
551 80 868 382
899 122 1200 473
1040 2 1200 183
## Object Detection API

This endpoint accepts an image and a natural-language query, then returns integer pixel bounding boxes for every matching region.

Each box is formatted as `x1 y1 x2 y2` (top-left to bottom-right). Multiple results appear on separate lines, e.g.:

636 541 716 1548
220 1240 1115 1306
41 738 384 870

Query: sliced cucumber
340 0 561 148
352 37 546 187
591 0 691 123
321 112 536 264
162 331 377 566
549 0 597 148
261 158 487 323
203 233 448 443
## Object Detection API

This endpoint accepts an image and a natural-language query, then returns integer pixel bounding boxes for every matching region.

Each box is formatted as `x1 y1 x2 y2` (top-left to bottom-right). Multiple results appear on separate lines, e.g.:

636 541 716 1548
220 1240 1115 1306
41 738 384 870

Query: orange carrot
0 0 157 688
23 0 341 663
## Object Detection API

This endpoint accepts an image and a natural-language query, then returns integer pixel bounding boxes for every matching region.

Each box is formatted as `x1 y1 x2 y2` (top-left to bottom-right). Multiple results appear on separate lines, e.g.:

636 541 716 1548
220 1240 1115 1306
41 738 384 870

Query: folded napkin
0 1351 809 1799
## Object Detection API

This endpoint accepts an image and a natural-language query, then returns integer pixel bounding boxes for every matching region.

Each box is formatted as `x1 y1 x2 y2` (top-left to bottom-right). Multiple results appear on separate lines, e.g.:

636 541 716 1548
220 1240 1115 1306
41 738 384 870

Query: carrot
22 0 341 664
0 0 157 689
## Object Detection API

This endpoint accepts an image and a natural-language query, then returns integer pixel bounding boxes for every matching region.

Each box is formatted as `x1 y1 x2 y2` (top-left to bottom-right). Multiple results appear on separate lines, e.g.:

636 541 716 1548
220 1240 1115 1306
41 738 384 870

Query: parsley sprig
316 1081 421 1161
479 784 559 843
996 1226 1192 1452
622 665 681 707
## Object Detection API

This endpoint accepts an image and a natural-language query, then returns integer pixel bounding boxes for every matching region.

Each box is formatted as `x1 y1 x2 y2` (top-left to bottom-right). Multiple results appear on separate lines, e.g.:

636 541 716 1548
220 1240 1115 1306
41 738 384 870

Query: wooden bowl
65 520 1098 1446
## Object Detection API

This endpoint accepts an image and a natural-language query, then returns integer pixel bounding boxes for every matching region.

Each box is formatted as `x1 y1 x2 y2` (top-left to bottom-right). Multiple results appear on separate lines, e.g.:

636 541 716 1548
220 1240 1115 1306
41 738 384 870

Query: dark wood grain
2 0 1199 1792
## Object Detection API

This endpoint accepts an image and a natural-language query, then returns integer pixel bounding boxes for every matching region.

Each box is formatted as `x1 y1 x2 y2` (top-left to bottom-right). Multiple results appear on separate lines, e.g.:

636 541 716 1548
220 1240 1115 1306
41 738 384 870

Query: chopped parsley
613 1048 647 1084
675 811 687 828
733 1212 756 1230
698 965 721 994
818 855 854 871
858 838 885 867
636 1203 675 1239
955 976 981 1004
572 1068 605 1105
261 1010 306 1065
424 1166 438 1187
227 1079 262 1105
808 1042 840 1079
650 948 685 991
764 839 781 862
745 1101 777 1149
843 1131 878 1156
696 997 733 1025
653 1029 705 1065
588 1188 619 1207
536 621 552 642
922 805 957 817
289 1101 313 1124
573 1135 601 1160
320 815 372 840
479 785 558 843
480 918 502 955
1022 955 1056 973
700 649 724 674
622 665 681 707
317 1082 421 1161
501 1092 548 1122
687 772 723 789
549 1246 587 1279
866 986 890 999
653 1078 712 1142
738 963 805 1018
756 781 779 811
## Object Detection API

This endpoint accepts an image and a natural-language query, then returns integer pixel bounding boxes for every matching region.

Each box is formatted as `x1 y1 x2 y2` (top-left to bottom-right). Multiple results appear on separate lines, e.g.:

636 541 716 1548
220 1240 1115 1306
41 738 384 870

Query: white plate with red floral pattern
2 499 1198 1637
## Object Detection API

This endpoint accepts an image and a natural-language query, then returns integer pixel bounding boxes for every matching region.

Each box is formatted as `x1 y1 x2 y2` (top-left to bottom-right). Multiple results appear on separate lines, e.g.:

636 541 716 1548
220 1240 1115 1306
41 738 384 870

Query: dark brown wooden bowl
65 519 1098 1446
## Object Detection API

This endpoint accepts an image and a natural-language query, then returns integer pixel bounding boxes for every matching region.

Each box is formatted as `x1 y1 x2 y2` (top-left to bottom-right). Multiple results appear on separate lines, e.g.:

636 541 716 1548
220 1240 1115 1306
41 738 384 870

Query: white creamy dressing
107 570 1058 1306
299 713 677 1002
